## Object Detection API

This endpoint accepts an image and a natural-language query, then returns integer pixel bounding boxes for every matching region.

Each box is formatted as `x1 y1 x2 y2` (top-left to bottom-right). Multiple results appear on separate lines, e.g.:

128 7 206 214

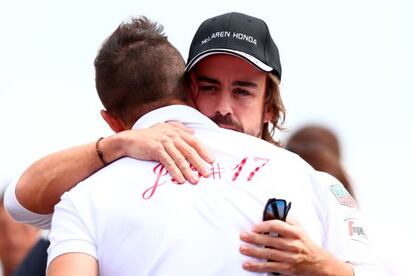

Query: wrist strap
96 137 108 166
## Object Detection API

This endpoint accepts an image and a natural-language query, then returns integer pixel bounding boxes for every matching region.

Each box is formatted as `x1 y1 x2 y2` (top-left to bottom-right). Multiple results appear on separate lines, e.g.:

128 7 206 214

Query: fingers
240 245 290 274
240 231 292 252
242 258 289 274
156 137 210 183
240 220 327 275
239 233 296 274
157 149 186 184
253 220 300 239
144 122 215 183
240 244 291 263
174 139 212 177
163 141 200 184
159 124 214 179
241 229 309 258
164 122 215 164
161 130 212 180
181 135 215 164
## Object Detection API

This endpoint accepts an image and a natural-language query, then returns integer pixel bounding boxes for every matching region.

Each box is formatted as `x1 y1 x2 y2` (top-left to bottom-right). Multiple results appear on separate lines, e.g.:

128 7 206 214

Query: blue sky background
1 1 413 275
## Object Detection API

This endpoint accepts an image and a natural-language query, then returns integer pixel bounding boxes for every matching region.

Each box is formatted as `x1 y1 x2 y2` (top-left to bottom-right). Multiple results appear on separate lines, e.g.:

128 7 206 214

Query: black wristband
95 137 108 166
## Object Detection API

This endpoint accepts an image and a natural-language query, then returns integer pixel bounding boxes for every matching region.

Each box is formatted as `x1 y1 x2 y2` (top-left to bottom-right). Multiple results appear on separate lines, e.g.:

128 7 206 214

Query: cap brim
185 49 273 73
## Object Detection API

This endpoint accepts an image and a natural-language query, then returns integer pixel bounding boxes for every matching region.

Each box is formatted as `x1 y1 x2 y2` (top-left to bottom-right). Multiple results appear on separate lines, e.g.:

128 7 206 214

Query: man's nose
215 93 232 116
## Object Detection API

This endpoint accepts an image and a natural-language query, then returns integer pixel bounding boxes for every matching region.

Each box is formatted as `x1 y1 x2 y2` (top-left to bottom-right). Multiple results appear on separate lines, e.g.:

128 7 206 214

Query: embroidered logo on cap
201 31 257 46
330 184 358 208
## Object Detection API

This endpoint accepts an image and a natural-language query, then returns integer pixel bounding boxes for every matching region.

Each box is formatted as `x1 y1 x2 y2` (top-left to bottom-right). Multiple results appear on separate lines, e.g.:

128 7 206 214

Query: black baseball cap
186 12 282 80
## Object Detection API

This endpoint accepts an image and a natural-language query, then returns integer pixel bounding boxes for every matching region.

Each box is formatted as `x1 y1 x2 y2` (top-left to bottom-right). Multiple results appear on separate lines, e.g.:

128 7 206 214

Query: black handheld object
263 198 291 222
262 198 292 275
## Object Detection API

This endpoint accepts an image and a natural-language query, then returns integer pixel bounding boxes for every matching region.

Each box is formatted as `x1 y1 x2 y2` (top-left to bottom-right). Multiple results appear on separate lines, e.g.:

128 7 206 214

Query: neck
125 100 190 129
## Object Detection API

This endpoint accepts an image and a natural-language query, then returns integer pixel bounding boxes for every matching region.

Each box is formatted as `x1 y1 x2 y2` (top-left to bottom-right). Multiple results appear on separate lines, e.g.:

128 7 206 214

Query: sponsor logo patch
330 184 358 208
346 218 370 244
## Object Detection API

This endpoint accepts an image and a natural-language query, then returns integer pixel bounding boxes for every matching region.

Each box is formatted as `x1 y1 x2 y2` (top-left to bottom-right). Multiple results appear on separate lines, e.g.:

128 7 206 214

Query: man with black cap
5 13 385 275
185 12 284 146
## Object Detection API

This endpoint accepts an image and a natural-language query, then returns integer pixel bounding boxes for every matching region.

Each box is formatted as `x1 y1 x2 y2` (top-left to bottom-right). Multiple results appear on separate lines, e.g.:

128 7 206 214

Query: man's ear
100 110 126 133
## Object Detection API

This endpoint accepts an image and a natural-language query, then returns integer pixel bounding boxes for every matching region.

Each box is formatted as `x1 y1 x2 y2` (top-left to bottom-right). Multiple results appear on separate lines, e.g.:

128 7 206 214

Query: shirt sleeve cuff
47 239 97 268
3 178 53 229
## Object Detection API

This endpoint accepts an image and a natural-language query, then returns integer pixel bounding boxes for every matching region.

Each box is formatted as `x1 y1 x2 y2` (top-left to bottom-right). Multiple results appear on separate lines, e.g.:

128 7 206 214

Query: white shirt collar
132 105 219 130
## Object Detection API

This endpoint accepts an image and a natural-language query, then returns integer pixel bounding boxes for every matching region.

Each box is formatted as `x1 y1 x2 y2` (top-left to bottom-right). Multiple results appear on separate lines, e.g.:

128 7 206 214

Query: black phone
263 198 291 222
262 198 292 275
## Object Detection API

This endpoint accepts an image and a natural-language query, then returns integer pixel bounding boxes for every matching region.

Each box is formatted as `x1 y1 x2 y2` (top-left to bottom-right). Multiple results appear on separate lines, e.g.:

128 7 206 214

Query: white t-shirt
6 105 385 275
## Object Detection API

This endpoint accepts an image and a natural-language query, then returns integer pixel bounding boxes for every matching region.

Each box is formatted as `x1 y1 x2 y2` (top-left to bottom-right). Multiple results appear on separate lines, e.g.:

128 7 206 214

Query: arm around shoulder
12 136 125 216
8 123 213 226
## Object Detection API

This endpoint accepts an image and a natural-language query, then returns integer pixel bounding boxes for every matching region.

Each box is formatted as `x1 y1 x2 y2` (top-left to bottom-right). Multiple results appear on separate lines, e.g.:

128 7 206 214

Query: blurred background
1 0 413 275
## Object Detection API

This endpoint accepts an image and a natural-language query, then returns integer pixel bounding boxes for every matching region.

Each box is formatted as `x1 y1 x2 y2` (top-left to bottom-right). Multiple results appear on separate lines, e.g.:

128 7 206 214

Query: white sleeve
314 172 387 276
47 191 97 268
3 179 53 229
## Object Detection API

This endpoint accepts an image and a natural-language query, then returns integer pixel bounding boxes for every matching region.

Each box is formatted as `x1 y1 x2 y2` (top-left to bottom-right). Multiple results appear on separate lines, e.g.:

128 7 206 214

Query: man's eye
199 86 218 93
234 88 251 96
